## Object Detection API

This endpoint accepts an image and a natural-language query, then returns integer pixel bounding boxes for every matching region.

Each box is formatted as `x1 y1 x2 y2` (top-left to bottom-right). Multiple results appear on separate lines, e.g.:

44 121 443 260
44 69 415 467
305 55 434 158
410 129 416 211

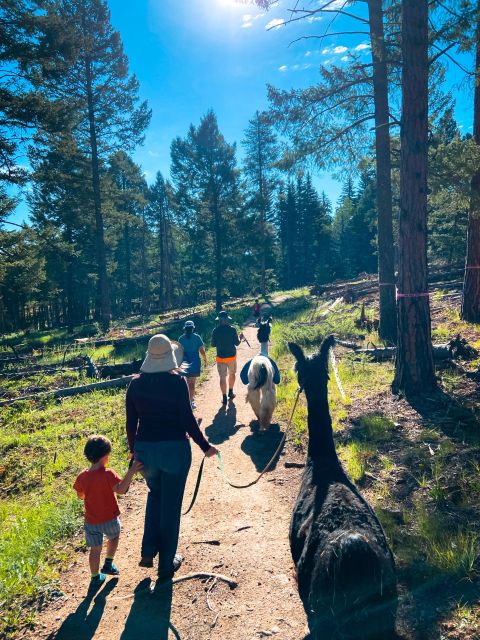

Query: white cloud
148 150 160 158
322 47 330 54
242 21 253 28
305 50 312 57
341 56 349 61
355 43 371 51
266 17 285 29
322 0 348 10
307 16 322 23
279 64 288 71
243 14 252 21
333 46 348 54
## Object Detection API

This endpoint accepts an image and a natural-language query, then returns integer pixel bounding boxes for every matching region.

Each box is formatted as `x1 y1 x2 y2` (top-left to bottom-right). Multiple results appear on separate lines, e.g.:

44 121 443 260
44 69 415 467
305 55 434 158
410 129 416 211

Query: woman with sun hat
126 334 217 581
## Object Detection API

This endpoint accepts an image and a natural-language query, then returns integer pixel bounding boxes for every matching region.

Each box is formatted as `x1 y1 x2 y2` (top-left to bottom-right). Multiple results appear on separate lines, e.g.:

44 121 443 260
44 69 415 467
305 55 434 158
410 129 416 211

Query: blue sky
8 0 475 224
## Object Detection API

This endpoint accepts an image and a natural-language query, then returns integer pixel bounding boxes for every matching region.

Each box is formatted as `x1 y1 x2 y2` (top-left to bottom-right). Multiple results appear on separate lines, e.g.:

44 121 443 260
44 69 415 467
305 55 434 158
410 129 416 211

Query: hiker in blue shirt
178 321 207 409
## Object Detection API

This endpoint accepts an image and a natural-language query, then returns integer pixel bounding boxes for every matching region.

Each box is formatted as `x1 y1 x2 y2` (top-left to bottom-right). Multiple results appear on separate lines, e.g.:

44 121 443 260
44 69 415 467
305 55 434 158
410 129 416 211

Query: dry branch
0 375 134 406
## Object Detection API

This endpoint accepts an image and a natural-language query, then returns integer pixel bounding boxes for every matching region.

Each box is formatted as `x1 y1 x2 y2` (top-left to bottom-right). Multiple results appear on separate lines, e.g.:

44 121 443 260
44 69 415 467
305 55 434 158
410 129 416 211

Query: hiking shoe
88 573 106 591
173 553 183 573
191 399 197 409
101 561 120 576
139 557 154 568
157 554 183 582
222 394 227 405
228 389 235 400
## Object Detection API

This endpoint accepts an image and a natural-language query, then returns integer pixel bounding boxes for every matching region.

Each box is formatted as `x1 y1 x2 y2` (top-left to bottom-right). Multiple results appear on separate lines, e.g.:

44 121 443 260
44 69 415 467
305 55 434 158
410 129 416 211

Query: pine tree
462 0 480 323
393 0 436 395
38 0 151 329
171 110 241 310
107 151 148 316
147 172 175 310
29 132 97 331
242 111 279 294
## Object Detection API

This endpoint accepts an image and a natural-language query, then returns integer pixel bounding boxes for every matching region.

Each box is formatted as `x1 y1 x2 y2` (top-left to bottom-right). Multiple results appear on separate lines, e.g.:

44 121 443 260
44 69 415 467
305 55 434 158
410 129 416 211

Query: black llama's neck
305 390 338 461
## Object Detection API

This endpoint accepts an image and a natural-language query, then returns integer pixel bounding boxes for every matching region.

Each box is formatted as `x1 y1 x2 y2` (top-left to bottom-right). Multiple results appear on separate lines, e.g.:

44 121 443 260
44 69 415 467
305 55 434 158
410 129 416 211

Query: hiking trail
25 324 307 640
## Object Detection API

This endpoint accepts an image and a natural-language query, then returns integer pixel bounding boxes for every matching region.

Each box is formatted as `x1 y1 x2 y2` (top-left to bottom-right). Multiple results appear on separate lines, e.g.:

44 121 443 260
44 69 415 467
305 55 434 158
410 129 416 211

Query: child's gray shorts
83 517 121 548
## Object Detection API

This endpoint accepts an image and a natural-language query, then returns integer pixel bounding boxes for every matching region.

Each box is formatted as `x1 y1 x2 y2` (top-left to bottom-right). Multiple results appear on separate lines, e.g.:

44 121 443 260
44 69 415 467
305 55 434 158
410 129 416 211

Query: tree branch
430 43 474 75
289 31 370 46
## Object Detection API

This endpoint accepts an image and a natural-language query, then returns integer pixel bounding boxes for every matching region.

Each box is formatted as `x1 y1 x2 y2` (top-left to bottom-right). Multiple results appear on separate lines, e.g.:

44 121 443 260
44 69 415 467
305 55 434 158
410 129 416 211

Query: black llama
288 336 397 640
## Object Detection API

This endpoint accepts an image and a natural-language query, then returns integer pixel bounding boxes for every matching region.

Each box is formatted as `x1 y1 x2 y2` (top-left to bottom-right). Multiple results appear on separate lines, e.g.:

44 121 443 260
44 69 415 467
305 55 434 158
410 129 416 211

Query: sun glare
217 0 243 8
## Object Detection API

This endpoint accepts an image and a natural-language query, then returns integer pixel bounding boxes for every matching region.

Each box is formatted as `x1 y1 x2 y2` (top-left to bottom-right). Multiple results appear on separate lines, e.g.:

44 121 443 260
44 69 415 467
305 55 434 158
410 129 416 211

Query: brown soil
25 324 307 640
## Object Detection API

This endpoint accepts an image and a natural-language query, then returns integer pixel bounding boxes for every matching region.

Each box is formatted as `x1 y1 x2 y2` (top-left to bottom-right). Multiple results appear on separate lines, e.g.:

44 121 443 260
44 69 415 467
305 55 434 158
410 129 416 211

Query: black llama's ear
288 342 306 363
319 334 336 357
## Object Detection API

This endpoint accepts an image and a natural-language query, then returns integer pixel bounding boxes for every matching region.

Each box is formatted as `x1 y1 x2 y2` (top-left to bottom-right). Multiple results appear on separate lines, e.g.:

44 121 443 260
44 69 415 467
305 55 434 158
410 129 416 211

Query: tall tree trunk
461 1 480 323
123 222 132 316
85 57 111 330
159 212 165 309
255 113 267 295
392 0 436 395
140 210 149 314
368 0 397 344
214 195 222 311
164 218 174 307
66 258 75 333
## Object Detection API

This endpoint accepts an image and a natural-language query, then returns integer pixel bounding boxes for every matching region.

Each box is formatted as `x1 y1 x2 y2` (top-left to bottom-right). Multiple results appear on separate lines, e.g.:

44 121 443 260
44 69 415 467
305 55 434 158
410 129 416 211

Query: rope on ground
329 348 347 402
216 388 302 490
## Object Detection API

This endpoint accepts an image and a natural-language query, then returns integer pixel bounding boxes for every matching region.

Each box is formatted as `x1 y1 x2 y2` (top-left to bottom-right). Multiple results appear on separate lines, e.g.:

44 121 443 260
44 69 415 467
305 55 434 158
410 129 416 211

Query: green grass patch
338 441 374 483
356 413 396 442
415 505 480 579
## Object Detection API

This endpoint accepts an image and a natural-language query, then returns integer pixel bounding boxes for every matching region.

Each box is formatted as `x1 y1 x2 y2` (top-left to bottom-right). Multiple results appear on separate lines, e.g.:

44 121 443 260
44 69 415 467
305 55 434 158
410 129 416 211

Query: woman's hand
205 446 219 458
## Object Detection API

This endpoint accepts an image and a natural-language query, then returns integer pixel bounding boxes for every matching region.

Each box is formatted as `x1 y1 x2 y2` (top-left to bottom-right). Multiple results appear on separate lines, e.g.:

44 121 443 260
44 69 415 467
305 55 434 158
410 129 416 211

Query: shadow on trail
120 578 179 640
241 421 283 472
51 578 118 640
205 402 245 445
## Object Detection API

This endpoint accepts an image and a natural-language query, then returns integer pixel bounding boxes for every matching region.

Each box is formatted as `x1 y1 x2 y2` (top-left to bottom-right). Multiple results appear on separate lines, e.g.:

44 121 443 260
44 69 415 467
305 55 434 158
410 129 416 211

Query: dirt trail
27 324 307 640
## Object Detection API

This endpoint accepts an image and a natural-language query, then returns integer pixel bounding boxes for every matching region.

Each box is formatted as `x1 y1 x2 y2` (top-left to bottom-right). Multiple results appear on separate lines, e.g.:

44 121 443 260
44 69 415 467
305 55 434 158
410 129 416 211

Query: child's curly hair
84 435 112 463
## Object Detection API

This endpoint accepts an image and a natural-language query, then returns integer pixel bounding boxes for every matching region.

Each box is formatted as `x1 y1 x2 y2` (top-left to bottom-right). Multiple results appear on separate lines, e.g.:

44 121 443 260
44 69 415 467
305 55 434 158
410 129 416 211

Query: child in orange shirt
73 435 142 589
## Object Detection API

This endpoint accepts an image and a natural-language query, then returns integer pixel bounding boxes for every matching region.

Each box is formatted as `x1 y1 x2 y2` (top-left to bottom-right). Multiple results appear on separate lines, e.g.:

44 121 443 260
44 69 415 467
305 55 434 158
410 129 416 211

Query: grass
0 390 129 637
415 504 480 579
338 442 374 483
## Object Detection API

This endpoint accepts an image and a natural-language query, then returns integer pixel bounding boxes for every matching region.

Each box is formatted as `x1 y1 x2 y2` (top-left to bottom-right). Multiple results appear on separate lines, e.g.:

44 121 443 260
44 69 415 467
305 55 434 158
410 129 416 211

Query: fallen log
351 344 452 361
1 366 84 380
0 375 134 406
98 359 142 379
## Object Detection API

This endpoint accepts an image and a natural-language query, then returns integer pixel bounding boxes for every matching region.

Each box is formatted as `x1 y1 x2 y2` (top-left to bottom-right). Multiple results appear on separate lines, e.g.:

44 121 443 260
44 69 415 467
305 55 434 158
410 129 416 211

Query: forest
1 0 480 639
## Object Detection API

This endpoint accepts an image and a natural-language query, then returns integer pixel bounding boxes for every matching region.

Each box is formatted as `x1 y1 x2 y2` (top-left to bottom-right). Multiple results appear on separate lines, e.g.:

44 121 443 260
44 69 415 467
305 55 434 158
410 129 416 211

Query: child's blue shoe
101 561 120 575
88 573 106 592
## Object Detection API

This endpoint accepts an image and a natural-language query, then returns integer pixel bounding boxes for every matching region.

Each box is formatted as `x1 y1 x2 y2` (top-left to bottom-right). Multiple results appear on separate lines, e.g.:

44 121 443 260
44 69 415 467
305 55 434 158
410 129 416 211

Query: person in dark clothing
211 310 244 405
126 334 218 581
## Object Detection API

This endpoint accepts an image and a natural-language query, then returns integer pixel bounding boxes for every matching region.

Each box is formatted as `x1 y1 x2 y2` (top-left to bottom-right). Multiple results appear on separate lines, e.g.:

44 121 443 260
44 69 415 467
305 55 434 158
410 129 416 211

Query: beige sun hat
140 334 184 373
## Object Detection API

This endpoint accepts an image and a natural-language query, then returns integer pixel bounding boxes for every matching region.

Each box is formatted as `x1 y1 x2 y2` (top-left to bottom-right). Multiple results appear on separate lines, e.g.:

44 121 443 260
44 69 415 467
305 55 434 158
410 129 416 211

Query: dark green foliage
331 170 377 279
276 175 333 288
171 110 248 309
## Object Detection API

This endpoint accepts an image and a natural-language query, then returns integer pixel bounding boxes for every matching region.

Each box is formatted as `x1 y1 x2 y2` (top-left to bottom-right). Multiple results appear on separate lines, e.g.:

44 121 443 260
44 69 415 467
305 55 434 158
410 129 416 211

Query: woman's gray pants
134 440 191 576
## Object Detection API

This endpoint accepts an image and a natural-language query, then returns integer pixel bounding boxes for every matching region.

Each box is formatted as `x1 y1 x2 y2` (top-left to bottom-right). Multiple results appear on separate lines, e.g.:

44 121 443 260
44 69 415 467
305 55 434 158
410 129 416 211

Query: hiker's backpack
257 320 271 343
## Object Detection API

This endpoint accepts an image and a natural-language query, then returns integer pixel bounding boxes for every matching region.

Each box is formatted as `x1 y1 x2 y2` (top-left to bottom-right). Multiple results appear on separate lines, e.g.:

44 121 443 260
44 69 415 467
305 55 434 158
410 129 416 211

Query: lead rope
216 386 302 489
329 348 347 401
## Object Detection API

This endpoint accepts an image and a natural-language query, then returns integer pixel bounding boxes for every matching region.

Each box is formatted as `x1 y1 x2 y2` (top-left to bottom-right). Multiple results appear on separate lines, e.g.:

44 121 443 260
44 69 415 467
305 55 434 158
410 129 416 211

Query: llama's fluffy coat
246 355 276 430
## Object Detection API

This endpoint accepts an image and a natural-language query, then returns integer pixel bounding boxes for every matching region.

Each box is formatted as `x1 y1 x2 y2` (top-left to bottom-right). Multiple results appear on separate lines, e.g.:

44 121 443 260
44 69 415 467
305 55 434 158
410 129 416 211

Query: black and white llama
288 335 397 640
